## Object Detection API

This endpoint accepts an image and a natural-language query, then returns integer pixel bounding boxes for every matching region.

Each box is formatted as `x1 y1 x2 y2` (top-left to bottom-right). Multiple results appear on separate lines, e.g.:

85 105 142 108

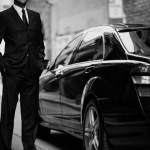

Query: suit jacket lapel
27 9 33 30
10 6 27 30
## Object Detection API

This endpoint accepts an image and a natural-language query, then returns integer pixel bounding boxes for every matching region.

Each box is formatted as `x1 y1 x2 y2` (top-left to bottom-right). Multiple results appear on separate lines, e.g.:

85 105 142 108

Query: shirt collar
13 4 27 14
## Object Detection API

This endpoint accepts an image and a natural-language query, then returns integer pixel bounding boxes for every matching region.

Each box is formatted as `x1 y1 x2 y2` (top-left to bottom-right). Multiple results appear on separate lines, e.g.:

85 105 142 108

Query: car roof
79 23 150 35
110 23 150 29
110 23 150 32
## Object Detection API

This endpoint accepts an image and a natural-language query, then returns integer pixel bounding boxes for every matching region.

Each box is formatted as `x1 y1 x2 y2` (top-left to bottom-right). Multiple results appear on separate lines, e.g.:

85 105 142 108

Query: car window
104 33 126 60
104 34 114 58
72 30 103 64
54 34 83 69
93 37 104 60
119 29 150 57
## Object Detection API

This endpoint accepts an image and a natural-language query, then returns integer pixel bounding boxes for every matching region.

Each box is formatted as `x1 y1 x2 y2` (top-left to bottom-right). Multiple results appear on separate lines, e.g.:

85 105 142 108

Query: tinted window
54 34 83 69
93 37 103 60
104 34 114 58
72 30 103 64
104 33 126 60
119 29 150 57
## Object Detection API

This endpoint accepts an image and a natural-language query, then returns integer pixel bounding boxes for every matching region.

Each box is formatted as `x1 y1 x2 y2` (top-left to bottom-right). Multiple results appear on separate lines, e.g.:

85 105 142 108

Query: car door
60 30 104 130
40 34 84 125
40 70 63 125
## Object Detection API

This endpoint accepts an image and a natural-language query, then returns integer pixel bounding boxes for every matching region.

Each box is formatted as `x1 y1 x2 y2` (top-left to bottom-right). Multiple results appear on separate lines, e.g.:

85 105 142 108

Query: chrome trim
102 60 150 66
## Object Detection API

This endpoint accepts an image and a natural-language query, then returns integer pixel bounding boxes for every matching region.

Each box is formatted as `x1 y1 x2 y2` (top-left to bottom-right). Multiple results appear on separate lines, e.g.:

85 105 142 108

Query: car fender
81 76 113 124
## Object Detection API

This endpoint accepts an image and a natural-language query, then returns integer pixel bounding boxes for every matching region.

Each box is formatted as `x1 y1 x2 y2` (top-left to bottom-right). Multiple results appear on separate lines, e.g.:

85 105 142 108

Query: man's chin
15 1 27 7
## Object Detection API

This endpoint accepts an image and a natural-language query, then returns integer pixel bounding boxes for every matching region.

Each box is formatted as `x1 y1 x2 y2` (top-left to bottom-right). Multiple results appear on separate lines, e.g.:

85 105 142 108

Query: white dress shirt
13 4 29 23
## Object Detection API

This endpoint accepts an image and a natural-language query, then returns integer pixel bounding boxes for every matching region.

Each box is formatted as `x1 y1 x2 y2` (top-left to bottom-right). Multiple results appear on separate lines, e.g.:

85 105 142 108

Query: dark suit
0 6 45 150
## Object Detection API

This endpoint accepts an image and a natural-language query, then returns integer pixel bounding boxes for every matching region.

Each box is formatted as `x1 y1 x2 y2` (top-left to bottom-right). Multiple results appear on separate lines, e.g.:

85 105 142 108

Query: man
0 0 45 149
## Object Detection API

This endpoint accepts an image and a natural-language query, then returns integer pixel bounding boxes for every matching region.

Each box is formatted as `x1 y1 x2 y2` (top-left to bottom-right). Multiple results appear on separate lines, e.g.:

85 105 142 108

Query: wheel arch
81 76 113 125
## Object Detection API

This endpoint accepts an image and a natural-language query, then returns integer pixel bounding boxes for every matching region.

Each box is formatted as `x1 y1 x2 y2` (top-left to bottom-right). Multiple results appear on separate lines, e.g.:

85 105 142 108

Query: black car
38 24 150 150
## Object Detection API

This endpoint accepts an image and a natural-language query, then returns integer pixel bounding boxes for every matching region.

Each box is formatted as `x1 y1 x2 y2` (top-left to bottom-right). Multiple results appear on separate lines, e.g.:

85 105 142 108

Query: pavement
12 134 44 150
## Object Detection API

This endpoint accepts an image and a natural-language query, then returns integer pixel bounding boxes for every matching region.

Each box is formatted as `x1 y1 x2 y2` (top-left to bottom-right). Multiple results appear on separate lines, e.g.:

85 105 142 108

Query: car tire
83 99 112 150
37 123 51 138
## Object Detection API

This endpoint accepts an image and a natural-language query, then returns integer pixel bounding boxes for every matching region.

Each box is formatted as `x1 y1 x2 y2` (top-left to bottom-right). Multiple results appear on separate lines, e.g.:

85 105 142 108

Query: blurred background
0 0 150 62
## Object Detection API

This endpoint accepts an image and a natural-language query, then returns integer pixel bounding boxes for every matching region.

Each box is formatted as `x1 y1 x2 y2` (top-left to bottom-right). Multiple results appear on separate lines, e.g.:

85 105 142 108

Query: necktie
22 9 28 28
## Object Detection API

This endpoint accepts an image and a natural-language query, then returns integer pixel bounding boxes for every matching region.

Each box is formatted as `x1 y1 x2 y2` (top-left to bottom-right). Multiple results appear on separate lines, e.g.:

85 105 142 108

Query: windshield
118 29 150 56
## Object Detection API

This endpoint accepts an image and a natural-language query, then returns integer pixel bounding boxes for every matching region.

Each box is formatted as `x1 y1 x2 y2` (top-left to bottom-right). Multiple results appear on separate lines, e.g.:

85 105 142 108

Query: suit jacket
0 6 45 79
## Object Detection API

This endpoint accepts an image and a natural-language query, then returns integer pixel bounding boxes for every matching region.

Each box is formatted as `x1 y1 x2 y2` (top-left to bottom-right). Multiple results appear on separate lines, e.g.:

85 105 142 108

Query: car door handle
85 65 95 73
55 71 63 79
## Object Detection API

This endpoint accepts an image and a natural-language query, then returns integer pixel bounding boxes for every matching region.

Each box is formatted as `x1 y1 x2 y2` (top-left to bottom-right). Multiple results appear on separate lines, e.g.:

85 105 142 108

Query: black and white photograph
0 0 150 150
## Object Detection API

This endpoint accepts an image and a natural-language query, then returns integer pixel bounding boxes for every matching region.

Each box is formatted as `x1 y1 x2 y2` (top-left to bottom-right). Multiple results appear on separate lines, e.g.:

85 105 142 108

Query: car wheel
37 123 51 138
83 100 112 150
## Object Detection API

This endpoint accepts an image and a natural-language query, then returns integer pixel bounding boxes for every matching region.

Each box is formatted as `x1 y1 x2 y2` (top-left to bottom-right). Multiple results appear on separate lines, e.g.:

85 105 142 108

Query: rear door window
72 30 103 64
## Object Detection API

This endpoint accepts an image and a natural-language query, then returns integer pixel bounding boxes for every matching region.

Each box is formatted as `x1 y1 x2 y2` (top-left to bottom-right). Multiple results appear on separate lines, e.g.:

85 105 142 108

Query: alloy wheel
84 104 100 150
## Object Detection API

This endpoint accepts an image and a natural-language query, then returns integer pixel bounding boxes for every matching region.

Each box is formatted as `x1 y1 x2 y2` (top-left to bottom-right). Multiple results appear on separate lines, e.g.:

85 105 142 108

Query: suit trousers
0 61 39 150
